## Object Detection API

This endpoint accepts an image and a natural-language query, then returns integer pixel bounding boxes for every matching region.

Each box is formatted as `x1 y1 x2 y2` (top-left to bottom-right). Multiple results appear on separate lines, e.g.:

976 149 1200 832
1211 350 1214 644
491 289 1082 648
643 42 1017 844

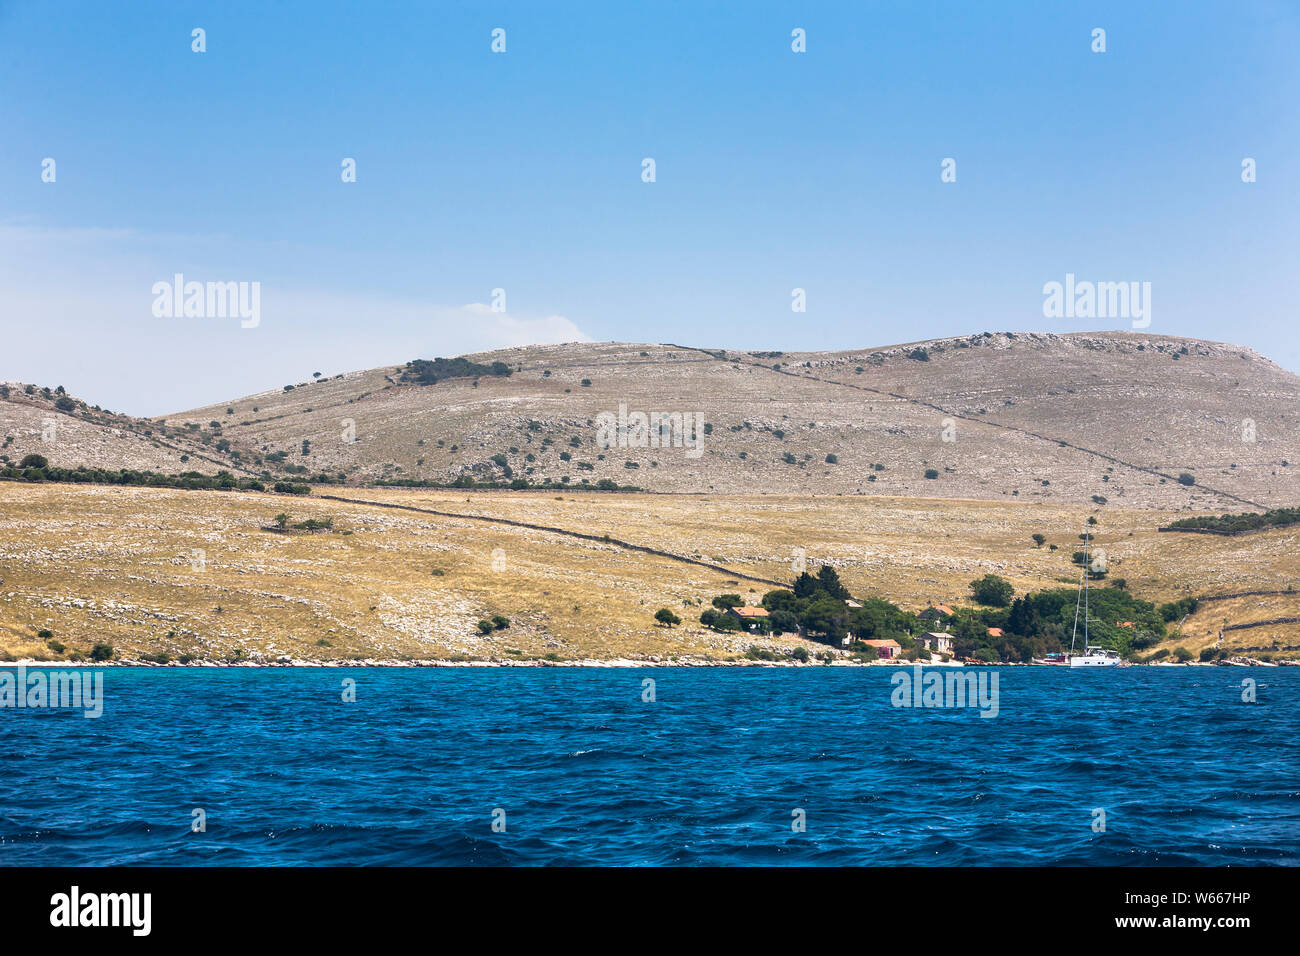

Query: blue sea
1 667 1297 865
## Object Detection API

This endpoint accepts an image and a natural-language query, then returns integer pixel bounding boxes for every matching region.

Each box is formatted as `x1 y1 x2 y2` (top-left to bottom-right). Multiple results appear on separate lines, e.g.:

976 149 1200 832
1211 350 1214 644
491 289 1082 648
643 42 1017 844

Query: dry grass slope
2 483 1297 663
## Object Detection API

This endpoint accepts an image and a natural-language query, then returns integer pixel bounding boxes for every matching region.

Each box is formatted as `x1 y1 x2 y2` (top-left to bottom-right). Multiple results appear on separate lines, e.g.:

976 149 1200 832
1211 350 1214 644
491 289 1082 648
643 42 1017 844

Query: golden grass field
2 482 1298 663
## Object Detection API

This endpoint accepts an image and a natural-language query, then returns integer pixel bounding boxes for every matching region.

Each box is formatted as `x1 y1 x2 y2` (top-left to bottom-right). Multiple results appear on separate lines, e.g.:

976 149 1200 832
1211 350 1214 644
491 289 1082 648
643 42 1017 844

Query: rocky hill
7 331 1299 511
0 383 249 476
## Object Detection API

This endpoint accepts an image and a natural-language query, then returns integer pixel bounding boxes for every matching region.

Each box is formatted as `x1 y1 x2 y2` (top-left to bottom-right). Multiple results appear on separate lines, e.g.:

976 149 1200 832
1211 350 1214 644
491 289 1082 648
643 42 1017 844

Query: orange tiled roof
731 606 770 618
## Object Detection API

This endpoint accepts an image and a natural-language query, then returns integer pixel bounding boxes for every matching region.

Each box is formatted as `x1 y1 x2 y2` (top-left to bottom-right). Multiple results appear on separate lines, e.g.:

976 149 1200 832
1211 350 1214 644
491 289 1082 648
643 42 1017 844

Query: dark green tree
970 573 1014 607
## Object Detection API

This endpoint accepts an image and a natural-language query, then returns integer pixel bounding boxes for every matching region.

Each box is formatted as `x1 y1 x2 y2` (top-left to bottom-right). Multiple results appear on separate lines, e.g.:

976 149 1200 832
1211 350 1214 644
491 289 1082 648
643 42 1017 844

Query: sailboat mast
1070 521 1086 654
1083 526 1090 647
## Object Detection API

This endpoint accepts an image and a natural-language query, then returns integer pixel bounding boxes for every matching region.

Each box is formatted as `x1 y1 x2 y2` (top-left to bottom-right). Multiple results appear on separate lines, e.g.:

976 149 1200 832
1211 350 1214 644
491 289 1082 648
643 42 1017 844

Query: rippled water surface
2 667 1297 865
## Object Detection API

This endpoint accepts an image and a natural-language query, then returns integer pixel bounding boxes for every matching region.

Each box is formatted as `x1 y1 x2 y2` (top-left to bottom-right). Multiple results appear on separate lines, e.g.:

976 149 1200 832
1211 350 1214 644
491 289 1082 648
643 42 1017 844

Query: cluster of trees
373 475 641 492
672 564 1175 663
401 357 512 385
1158 596 1199 621
687 566 918 650
0 456 312 494
761 568 917 646
271 513 333 531
941 583 1169 662
1166 507 1300 535
476 614 511 635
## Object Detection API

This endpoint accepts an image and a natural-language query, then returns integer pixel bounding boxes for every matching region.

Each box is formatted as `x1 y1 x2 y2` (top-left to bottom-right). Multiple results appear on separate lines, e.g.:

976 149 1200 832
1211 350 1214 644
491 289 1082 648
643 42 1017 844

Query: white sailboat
1069 525 1122 668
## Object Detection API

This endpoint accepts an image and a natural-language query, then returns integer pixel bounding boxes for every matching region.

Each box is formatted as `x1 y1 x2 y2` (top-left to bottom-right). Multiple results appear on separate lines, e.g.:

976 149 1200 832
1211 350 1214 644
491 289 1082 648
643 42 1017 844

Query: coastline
1 657 1289 668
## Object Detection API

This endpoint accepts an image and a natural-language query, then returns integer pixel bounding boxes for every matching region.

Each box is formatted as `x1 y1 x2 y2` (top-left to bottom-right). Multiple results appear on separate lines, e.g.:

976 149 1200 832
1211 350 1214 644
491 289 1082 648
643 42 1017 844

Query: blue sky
2 1 1297 415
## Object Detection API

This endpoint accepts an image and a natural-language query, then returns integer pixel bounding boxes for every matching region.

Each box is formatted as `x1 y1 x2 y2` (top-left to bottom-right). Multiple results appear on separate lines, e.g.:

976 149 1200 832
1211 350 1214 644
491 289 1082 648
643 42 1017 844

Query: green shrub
970 573 1014 607
700 609 741 631
654 608 681 627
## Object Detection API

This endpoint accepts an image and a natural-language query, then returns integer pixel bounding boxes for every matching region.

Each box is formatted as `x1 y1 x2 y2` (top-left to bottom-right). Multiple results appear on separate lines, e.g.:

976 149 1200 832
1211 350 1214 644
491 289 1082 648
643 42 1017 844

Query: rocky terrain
7 331 1298 511
0 384 241 475
2 483 1297 664
5 330 1298 664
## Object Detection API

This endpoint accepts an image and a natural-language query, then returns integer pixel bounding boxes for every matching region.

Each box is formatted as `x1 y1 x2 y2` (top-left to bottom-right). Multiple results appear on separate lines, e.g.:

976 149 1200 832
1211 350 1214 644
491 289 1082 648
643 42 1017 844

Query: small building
919 632 955 655
845 599 862 609
986 627 1004 638
918 604 955 622
862 639 901 660
728 606 770 631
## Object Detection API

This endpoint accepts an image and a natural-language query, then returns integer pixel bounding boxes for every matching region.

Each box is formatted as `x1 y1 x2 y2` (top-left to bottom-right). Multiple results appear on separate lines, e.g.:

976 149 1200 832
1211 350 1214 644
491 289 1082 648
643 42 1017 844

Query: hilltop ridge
4 331 1298 510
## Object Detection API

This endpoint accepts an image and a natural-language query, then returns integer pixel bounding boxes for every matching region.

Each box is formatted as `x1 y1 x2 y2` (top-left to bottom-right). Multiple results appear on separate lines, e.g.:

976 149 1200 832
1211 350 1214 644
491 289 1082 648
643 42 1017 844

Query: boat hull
1069 655 1122 667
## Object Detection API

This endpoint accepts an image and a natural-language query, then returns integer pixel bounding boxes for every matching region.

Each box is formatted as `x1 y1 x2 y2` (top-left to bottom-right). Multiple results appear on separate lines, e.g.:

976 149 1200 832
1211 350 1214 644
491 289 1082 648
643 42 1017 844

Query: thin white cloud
0 225 592 415
454 302 591 351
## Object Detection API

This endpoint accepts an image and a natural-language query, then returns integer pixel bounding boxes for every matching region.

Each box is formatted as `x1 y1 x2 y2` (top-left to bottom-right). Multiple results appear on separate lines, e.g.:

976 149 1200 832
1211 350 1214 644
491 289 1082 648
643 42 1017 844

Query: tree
761 589 798 613
924 468 939 479
19 454 48 469
816 565 851 601
89 643 114 661
711 593 744 610
700 608 740 631
1031 533 1046 548
800 597 850 644
1177 473 1195 486
654 608 681 627
273 512 290 529
791 572 820 600
769 609 800 635
970 573 1014 607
